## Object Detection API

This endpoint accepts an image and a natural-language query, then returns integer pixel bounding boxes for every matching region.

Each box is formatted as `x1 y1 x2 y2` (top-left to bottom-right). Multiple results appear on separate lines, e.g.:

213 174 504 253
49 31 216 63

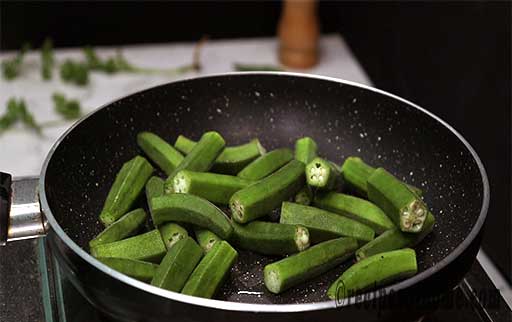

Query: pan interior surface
43 74 485 305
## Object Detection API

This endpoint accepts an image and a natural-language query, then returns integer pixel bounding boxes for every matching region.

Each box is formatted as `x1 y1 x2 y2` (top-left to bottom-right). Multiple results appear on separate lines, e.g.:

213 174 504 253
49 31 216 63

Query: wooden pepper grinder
278 0 319 69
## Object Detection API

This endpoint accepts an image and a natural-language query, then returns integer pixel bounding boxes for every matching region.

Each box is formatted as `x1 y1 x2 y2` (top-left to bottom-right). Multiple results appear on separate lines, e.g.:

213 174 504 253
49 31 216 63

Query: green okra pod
230 160 306 223
151 193 233 239
194 228 221 253
212 139 266 174
146 176 165 200
137 132 184 175
280 202 375 243
145 176 165 219
305 157 341 190
341 157 375 197
356 212 435 260
172 170 254 205
294 186 313 205
90 229 167 263
175 135 266 174
159 222 189 250
99 156 154 226
327 248 418 299
164 131 226 192
151 237 204 292
89 208 147 248
264 237 358 294
314 192 394 234
237 148 294 180
367 168 428 233
147 176 188 246
97 257 158 282
294 137 318 164
231 221 310 255
181 240 238 299
174 135 196 154
341 157 423 197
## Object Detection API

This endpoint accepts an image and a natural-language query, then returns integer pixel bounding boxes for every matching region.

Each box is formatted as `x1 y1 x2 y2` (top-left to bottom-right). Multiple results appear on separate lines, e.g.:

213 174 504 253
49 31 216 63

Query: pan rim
39 71 490 313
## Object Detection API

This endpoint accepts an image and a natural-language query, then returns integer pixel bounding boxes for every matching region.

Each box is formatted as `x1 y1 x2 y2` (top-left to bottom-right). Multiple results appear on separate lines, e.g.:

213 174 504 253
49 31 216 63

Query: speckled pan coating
43 73 487 305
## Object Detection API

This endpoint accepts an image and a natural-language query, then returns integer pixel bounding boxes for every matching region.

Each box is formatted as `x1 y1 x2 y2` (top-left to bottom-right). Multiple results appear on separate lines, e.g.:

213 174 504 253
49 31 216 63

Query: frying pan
0 73 489 321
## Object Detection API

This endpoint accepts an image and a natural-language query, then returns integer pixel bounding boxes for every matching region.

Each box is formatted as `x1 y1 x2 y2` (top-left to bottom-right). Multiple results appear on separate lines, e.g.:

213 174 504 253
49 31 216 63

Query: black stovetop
1 239 510 322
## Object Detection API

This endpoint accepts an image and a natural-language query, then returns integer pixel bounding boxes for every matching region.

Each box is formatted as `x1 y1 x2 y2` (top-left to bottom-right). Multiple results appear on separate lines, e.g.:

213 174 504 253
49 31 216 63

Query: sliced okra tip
173 172 190 193
401 199 428 232
294 226 311 251
309 162 327 181
230 200 245 222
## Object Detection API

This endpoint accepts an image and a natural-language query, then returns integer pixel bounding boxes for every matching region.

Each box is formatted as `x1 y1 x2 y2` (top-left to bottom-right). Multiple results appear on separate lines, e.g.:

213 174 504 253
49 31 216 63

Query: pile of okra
89 131 434 300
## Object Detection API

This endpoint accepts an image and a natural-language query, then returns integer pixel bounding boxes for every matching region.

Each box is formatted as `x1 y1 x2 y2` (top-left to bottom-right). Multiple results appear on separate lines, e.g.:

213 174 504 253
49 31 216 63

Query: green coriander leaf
52 92 82 120
84 46 135 74
0 98 41 134
1 43 31 80
41 38 54 80
60 59 89 86
112 50 136 72
0 99 22 132
17 99 41 134
103 57 118 74
84 46 102 70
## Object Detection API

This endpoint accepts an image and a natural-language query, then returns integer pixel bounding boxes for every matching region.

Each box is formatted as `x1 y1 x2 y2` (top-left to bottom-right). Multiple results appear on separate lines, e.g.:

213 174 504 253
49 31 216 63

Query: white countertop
0 34 370 177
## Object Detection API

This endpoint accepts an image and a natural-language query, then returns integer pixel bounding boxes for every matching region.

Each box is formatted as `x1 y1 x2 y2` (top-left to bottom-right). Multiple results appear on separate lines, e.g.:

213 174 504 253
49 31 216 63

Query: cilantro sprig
60 59 89 86
52 92 82 120
41 38 54 80
2 43 31 80
0 98 41 134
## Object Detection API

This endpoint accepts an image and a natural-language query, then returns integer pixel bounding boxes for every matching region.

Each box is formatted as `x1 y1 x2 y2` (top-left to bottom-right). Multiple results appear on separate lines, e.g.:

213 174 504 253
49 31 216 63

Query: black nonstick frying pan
0 73 489 322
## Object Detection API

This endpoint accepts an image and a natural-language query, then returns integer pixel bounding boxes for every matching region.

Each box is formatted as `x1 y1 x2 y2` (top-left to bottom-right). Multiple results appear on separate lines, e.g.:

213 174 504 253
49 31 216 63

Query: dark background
1 1 510 281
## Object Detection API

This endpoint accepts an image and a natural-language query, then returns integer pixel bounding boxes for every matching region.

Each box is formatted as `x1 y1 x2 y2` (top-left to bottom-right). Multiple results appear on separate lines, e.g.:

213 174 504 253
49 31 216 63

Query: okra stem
230 160 305 223
264 237 358 294
237 148 294 180
231 221 310 255
367 168 428 233
294 137 318 164
327 248 418 299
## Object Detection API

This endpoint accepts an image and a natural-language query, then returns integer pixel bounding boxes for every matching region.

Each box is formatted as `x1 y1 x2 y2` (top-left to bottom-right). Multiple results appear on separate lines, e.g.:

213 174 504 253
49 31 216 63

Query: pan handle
0 172 47 246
